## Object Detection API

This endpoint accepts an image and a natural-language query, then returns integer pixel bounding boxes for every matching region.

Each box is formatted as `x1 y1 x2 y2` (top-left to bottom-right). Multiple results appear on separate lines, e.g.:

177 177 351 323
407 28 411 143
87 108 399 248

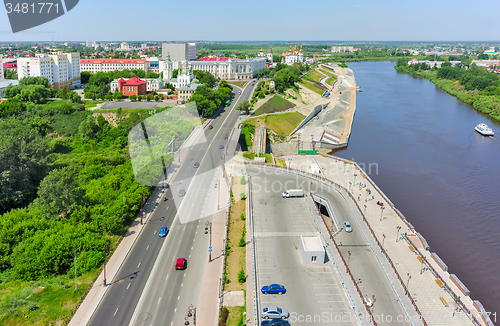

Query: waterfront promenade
279 154 493 326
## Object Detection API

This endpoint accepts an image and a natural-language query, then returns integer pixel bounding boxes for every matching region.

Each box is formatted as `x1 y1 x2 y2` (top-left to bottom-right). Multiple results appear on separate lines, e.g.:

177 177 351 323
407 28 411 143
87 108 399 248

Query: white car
344 221 352 233
261 307 289 319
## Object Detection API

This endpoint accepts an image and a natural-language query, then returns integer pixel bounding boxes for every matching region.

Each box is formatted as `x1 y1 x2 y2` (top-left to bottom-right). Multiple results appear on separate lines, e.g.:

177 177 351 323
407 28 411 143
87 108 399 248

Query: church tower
267 45 273 63
161 52 173 80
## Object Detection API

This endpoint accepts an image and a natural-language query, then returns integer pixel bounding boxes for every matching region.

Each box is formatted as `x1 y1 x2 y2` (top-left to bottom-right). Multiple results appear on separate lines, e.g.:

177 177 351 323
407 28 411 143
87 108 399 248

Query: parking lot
250 168 357 325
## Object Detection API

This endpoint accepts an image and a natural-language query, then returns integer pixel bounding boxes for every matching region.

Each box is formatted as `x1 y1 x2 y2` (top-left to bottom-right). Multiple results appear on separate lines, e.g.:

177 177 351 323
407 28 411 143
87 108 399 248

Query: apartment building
162 43 196 61
17 52 81 90
80 59 150 74
0 55 4 81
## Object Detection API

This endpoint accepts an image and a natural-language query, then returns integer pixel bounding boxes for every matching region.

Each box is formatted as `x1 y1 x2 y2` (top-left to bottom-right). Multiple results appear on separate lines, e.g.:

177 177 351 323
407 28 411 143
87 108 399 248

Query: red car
175 258 186 270
208 125 213 130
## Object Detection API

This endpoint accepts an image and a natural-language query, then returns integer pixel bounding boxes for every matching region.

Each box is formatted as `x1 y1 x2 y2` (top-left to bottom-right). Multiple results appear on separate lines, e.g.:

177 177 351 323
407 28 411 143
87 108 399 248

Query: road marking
146 245 149 251
183 225 186 230
137 262 141 268
166 275 169 281
181 283 183 287
184 273 186 277
191 246 193 250
127 283 131 289
114 306 119 316
154 231 156 235
189 254 191 258
178 296 180 300
178 239 181 245
193 238 196 242
166 207 169 210
158 297 161 305
171 322 173 326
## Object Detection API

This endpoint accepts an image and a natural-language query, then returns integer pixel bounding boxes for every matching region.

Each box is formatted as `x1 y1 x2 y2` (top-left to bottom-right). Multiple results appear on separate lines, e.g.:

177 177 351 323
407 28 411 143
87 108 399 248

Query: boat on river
475 123 494 136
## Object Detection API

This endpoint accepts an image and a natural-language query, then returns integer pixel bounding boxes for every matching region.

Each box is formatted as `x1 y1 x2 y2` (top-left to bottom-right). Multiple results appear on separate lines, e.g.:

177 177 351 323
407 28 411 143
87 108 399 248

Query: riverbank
394 66 500 122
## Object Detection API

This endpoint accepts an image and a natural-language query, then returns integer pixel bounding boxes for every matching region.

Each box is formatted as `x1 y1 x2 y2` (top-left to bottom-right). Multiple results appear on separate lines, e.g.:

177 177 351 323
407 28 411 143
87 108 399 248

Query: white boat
475 123 494 136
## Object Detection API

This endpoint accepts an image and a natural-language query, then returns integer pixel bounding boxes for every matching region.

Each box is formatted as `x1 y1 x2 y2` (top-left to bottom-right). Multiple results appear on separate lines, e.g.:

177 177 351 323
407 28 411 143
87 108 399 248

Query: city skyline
1 0 499 42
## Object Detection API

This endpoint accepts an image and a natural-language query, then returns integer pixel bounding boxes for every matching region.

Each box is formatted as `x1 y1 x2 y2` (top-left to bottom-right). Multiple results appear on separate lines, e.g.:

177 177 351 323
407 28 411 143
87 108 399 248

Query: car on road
261 284 285 294
239 90 241 94
159 226 168 237
208 125 213 129
261 307 289 319
261 319 291 326
175 258 186 270
179 189 186 197
219 145 224 149
194 162 200 168
344 221 352 232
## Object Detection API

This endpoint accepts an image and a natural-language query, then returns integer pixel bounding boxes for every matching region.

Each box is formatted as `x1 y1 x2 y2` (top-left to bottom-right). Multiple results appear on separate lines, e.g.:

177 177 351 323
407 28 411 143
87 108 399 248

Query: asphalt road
248 166 412 326
88 81 255 326
248 167 357 326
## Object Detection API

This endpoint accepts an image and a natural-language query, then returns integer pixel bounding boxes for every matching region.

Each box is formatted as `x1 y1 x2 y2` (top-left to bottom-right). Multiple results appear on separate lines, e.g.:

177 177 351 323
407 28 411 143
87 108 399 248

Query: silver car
261 307 290 319
344 221 352 232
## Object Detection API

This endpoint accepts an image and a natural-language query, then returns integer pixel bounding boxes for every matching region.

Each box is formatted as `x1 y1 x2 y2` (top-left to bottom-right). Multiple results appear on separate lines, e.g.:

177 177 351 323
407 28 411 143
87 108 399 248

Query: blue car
261 284 285 295
261 319 290 326
159 226 168 237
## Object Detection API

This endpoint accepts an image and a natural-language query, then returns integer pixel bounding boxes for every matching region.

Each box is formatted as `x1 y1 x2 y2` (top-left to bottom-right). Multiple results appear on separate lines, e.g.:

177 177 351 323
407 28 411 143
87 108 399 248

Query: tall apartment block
17 52 81 90
162 43 196 61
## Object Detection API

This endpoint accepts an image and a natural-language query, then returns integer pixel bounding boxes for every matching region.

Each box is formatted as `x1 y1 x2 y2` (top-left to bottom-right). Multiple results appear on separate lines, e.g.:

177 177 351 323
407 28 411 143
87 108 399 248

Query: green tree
129 94 137 101
146 72 159 78
236 100 251 114
113 92 123 101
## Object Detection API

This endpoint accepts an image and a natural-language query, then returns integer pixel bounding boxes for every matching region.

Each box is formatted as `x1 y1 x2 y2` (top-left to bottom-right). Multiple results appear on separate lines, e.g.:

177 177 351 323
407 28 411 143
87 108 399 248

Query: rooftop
301 236 323 251
80 59 149 63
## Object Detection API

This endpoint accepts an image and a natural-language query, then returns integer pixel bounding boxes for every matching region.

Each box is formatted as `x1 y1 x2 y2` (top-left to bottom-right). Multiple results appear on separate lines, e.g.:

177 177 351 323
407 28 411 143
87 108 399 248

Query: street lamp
346 250 351 273
74 247 80 292
380 206 385 222
396 226 402 242
382 234 386 252
406 273 411 295
343 162 346 173
205 222 212 263
185 304 196 325
363 204 367 216
353 174 358 192
349 182 352 193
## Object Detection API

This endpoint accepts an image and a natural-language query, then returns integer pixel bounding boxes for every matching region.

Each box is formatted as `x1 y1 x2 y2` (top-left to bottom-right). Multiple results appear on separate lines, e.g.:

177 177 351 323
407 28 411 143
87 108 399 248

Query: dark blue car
261 319 290 326
159 226 168 237
261 284 285 295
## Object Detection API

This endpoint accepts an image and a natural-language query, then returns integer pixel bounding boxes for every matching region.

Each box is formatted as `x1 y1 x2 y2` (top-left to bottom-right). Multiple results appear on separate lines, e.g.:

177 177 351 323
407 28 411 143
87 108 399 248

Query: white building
110 58 200 100
282 43 304 65
161 56 266 80
17 52 81 90
331 46 354 53
258 45 274 63
80 59 150 74
162 43 196 61
115 42 132 51
299 236 325 264
86 40 97 48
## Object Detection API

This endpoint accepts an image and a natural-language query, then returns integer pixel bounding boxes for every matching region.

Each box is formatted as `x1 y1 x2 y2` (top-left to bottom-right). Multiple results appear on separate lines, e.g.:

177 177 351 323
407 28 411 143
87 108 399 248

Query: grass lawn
241 125 254 147
325 77 336 85
245 111 305 137
298 79 325 95
303 70 325 83
319 68 337 79
253 95 295 116
226 305 246 326
224 177 246 292
227 81 248 88
84 100 104 109
275 158 286 167
242 152 255 160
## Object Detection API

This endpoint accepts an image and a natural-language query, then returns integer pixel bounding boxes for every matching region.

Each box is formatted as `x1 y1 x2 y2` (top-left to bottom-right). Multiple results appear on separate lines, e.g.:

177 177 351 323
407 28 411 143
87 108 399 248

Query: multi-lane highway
88 81 255 326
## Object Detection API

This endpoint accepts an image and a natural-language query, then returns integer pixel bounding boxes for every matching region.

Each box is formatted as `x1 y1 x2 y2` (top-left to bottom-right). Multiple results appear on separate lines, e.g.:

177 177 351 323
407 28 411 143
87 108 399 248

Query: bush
238 236 245 247
238 269 246 283
240 192 246 200
220 307 229 325
240 213 245 221
240 177 247 185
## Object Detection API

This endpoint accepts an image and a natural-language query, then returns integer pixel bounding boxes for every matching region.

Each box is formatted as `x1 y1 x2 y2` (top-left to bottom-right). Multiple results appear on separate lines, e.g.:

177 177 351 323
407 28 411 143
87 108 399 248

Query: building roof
121 77 146 86
80 59 149 64
195 57 230 61
3 63 17 68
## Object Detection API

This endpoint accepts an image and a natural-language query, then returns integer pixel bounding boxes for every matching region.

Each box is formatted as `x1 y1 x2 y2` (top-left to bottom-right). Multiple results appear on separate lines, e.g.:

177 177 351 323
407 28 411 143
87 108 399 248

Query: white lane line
184 273 186 277
174 308 177 313
166 207 169 210
146 245 149 251
127 283 131 290
137 262 141 268
193 238 196 242
158 297 161 305
114 306 119 316
183 225 186 231
171 322 173 326
154 231 156 235
181 283 184 288
178 239 181 245
178 296 180 300
191 246 193 250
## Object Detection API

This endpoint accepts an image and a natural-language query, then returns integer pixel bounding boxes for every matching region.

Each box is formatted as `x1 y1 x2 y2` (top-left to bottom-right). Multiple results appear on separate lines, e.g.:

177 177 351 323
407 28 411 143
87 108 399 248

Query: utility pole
406 273 411 295
382 234 386 252
206 222 212 262
380 206 385 222
396 226 402 242
103 244 108 286
74 247 80 292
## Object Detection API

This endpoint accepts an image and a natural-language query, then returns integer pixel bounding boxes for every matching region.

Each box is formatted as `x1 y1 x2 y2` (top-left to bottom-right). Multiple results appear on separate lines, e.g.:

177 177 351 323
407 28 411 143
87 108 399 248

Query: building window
311 256 317 262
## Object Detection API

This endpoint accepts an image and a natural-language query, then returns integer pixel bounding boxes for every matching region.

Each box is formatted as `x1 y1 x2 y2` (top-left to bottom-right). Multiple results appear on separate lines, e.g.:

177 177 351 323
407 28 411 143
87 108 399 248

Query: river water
334 61 500 318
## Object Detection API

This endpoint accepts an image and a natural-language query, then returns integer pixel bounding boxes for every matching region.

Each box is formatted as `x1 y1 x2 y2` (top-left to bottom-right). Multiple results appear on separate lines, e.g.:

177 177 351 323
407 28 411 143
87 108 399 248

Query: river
334 61 500 319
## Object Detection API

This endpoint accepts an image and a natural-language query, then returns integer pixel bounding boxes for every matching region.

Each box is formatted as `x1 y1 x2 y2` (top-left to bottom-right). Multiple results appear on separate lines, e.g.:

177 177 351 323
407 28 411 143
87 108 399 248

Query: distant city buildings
17 52 81 90
80 58 150 73
161 43 197 61
258 45 274 63
331 46 355 53
86 40 97 48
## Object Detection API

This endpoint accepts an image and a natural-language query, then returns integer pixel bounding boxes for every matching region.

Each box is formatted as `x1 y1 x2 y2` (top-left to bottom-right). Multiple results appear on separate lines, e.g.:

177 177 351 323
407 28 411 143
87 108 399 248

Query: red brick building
118 77 147 97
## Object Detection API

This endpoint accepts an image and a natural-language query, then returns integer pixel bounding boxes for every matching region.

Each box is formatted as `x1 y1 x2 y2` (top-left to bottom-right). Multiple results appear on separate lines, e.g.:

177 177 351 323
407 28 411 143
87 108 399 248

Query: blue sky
1 0 499 42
